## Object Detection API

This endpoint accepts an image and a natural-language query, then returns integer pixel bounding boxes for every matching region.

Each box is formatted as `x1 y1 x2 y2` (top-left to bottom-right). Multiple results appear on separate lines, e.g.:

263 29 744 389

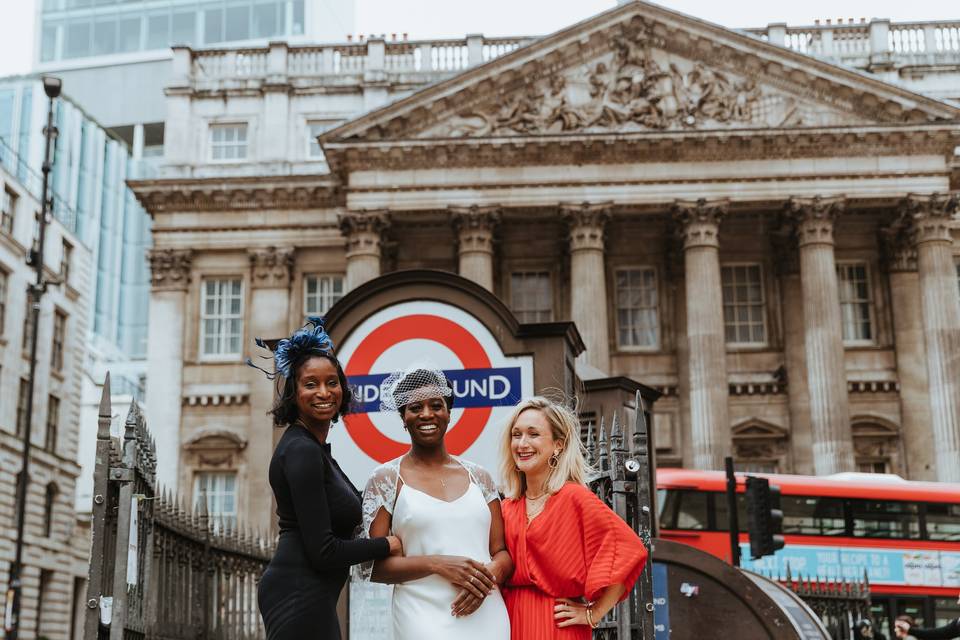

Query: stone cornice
325 125 960 173
128 175 341 215
898 192 960 246
148 249 192 291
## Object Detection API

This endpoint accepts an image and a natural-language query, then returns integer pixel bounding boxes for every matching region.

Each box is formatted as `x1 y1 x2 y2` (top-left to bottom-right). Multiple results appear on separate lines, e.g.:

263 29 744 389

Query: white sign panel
330 300 534 489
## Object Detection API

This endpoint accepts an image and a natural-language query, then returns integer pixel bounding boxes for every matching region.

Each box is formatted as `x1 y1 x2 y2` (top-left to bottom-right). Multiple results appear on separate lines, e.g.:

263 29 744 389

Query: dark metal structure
84 374 273 640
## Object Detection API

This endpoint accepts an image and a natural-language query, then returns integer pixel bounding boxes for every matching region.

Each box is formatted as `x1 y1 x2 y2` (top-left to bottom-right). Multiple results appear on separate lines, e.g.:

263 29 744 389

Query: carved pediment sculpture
428 25 828 138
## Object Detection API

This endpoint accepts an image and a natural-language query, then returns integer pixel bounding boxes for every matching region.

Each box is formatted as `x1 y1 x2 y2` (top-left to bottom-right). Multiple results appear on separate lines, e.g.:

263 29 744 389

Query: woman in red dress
499 397 648 639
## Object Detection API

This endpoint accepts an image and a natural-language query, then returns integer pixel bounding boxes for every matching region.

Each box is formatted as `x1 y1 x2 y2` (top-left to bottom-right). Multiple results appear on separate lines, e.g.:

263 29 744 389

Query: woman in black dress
252 318 402 639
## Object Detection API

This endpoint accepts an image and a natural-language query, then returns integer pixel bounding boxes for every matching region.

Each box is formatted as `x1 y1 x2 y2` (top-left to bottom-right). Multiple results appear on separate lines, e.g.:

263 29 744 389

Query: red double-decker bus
657 468 960 637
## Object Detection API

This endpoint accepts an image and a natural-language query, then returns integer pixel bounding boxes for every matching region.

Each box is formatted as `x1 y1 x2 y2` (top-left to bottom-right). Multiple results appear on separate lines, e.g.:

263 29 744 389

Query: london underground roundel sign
329 300 534 487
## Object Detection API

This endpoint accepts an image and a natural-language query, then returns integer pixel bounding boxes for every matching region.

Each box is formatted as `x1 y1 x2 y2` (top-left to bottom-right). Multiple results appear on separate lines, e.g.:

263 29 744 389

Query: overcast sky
1 0 956 77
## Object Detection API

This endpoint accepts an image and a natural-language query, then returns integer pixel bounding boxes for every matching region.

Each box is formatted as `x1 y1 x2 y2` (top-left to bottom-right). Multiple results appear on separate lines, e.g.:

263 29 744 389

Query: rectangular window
17 378 30 438
171 11 195 45
210 123 248 161
615 268 659 348
146 14 170 50
850 499 920 539
22 298 33 352
204 8 224 44
306 120 341 161
92 19 117 56
781 495 847 536
0 269 7 335
41 24 58 62
200 278 243 357
225 4 250 41
61 240 72 284
51 310 67 372
117 16 142 53
837 262 873 343
304 274 344 316
194 472 238 531
65 21 91 58
292 0 304 35
253 1 282 38
35 569 54 635
510 271 552 323
45 395 60 452
721 264 766 345
926 503 960 541
1 186 16 234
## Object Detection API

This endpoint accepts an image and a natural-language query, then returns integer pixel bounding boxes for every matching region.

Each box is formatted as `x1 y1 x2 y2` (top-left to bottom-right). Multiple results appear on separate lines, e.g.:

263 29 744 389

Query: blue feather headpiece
247 316 335 380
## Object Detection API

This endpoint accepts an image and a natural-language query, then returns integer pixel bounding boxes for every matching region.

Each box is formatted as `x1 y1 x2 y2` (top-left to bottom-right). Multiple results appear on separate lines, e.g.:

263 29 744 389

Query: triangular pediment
324 3 959 145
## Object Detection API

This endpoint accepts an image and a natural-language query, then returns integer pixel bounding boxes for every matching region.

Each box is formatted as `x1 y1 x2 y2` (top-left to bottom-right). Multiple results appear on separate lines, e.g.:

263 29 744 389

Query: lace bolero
354 456 500 581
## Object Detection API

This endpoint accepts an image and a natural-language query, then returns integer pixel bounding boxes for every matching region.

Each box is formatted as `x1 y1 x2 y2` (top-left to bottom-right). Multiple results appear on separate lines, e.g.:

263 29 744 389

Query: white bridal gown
360 457 511 640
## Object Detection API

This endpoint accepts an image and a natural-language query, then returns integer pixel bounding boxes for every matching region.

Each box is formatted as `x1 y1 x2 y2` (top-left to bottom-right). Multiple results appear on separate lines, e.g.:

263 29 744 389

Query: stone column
450 205 500 292
146 249 192 490
900 193 960 482
248 247 294 531
882 230 933 478
562 202 612 374
338 210 390 291
787 196 854 475
672 199 730 470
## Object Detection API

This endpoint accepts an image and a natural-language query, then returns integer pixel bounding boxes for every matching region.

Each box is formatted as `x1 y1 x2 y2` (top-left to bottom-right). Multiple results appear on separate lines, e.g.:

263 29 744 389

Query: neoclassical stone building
132 2 960 531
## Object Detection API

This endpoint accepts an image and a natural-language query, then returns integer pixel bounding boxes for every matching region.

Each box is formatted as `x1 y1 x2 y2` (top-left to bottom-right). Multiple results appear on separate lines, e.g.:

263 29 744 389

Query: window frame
198 277 244 361
836 260 876 346
303 273 345 317
1 185 15 234
614 266 660 351
61 239 73 284
16 377 30 438
720 262 768 347
43 483 58 538
193 471 238 531
0 267 7 337
51 309 67 372
509 270 554 323
45 394 60 453
209 122 249 163
305 119 343 161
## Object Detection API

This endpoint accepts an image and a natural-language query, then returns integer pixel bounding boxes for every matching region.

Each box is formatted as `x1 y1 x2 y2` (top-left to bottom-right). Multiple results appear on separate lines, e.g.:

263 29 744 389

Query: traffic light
745 476 785 560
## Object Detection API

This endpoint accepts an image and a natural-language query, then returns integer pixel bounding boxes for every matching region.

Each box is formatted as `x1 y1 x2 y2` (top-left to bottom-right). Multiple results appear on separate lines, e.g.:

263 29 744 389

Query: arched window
731 419 790 473
851 418 900 474
43 483 58 538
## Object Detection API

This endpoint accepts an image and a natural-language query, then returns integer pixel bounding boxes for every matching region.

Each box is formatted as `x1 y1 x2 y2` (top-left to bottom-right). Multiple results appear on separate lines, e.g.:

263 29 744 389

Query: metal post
84 374 114 640
725 456 741 567
4 76 61 640
108 404 139 640
632 392 657 640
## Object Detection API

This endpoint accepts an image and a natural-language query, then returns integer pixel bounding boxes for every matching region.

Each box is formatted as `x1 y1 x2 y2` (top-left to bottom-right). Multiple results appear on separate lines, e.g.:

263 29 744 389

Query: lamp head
42 76 62 99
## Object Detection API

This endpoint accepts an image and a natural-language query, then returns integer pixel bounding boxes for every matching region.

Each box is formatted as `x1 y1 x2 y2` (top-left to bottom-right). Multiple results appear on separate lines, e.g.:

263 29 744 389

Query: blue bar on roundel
653 561 670 640
347 367 523 414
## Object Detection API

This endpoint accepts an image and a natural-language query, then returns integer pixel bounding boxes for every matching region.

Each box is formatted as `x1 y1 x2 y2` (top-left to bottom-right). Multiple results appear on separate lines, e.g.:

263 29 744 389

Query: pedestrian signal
745 476 785 560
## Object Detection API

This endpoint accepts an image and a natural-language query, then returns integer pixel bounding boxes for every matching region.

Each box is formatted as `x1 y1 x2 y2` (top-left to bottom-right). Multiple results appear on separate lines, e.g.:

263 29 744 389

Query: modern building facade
0 159 92 640
131 2 960 533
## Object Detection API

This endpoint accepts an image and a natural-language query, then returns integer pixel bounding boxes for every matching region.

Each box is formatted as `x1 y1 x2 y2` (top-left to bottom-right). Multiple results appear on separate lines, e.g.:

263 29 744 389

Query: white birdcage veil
379 363 452 412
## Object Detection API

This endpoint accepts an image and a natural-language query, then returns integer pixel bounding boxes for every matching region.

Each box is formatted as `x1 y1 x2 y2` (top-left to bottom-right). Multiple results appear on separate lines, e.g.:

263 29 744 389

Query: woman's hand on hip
555 598 591 628
386 535 403 556
430 556 496 599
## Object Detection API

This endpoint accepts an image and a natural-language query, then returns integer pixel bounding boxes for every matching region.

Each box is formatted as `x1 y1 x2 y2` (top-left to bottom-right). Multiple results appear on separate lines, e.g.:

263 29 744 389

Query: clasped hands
435 556 498 618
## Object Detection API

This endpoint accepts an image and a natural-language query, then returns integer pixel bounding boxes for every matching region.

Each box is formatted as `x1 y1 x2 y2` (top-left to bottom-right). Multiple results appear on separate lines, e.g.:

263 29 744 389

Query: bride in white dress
359 366 511 640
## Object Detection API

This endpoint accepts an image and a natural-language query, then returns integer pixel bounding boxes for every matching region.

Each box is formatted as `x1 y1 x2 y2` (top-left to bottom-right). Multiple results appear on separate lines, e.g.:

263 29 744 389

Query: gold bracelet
586 605 598 629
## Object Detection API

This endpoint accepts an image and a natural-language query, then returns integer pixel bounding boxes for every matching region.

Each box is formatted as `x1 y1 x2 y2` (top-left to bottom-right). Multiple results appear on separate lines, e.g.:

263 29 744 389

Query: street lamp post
3 75 61 640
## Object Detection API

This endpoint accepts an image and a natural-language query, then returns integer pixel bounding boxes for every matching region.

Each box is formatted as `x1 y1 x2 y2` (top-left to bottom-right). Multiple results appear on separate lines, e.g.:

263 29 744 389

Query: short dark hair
270 351 352 427
395 368 455 416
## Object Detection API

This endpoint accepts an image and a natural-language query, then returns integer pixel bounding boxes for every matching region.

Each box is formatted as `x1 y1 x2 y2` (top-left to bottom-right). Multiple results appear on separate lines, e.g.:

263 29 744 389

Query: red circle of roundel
343 314 492 463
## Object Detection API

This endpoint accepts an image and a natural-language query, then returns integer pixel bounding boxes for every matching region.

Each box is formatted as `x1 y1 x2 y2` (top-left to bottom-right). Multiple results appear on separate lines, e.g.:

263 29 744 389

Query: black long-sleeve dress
258 424 390 640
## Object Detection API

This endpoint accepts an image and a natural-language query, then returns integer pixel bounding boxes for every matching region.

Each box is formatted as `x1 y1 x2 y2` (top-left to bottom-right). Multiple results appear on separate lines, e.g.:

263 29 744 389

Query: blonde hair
499 396 594 499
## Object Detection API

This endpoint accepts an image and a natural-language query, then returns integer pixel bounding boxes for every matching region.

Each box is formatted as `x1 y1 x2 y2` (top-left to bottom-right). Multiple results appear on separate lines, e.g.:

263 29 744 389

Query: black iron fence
83 373 273 640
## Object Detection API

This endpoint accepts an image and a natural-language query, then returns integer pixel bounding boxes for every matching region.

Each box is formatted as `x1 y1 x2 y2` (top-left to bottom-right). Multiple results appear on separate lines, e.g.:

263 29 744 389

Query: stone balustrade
745 19 960 67
172 35 536 90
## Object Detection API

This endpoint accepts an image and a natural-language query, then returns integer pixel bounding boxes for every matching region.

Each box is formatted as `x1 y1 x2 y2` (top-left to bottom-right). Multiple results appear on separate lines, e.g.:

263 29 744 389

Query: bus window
781 495 846 536
934 596 960 628
658 489 708 530
713 492 747 532
925 503 960 541
850 499 921 539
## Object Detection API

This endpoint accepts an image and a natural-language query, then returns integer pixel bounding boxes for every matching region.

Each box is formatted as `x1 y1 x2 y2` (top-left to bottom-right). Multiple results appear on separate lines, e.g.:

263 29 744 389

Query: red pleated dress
501 483 648 640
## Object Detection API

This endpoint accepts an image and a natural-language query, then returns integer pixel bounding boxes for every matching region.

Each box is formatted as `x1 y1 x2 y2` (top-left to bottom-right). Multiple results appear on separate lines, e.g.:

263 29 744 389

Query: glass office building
0 78 150 365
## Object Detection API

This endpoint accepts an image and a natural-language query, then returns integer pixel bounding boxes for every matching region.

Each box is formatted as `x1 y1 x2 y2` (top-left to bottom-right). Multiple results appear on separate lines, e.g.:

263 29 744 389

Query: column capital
148 248 192 291
898 192 959 246
880 227 917 273
672 198 728 249
785 195 845 248
562 202 612 252
451 205 501 255
249 246 295 288
338 210 391 260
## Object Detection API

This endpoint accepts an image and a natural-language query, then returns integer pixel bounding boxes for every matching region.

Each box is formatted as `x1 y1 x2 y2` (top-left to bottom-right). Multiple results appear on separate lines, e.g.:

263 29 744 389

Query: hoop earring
548 452 560 469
